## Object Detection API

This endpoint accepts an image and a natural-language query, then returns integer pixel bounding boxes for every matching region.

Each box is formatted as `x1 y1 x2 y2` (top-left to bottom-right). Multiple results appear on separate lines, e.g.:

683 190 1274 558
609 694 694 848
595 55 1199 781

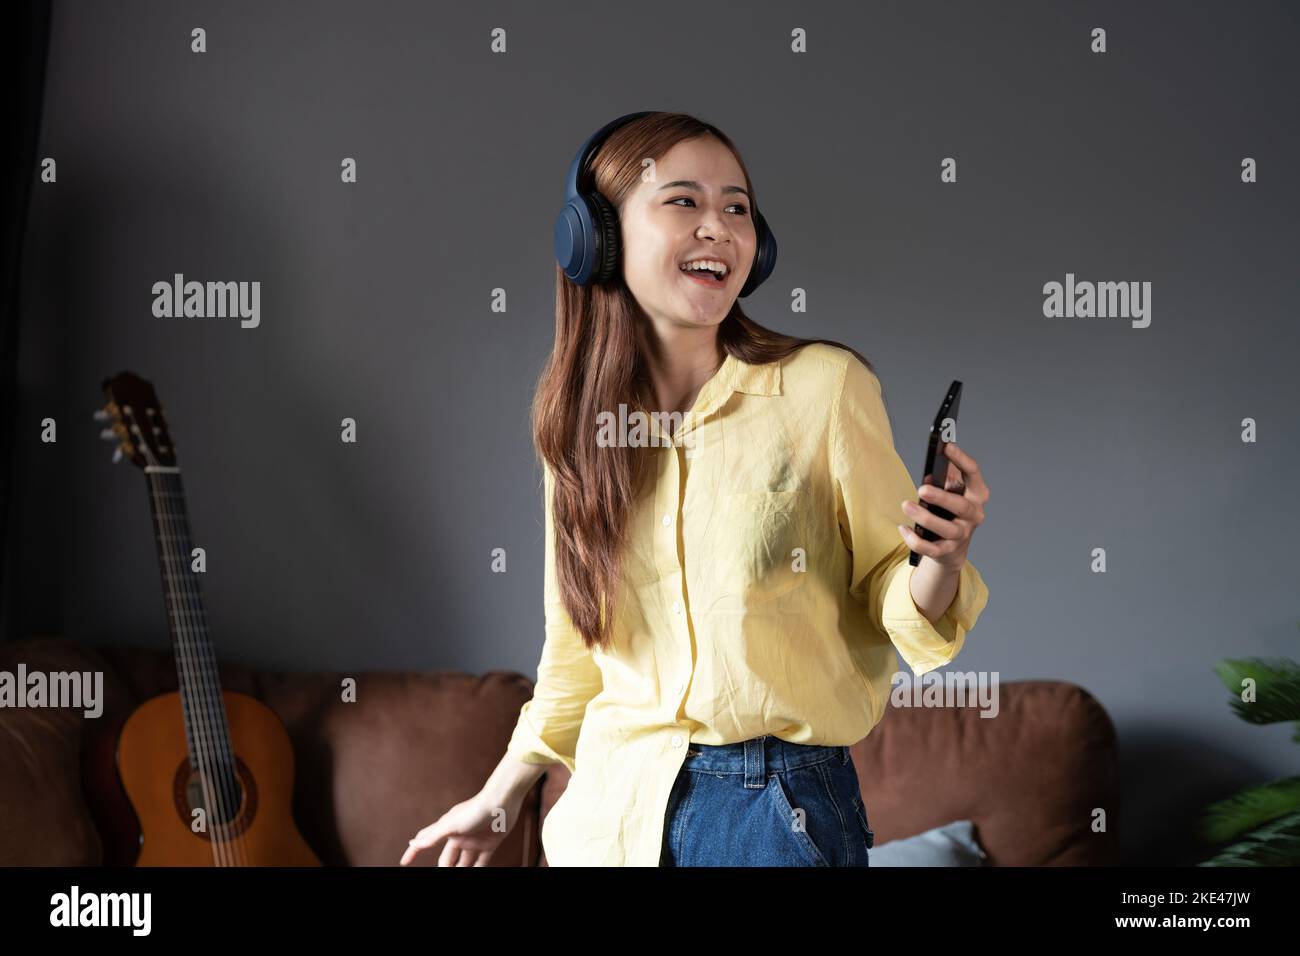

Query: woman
400 111 991 867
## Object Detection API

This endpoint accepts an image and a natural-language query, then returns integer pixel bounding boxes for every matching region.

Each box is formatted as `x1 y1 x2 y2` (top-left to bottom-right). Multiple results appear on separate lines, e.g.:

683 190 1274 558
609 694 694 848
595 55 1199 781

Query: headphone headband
563 111 654 203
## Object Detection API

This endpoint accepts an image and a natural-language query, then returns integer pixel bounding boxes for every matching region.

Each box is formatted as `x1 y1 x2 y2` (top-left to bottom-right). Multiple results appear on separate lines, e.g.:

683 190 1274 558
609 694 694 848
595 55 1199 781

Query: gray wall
7 0 1299 865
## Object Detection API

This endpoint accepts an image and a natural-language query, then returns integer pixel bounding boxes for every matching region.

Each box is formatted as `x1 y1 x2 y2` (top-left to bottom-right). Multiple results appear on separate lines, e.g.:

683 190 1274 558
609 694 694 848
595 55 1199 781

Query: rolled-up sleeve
830 356 990 676
505 464 604 773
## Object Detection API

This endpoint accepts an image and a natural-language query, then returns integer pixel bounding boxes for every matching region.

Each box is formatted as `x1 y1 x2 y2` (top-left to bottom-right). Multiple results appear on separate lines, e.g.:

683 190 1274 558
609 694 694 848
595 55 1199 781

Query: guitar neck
144 465 234 770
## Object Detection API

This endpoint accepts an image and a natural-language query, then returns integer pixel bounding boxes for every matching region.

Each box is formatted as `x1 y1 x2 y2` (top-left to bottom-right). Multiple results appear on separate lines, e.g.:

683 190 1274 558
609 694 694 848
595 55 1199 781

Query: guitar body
114 690 320 866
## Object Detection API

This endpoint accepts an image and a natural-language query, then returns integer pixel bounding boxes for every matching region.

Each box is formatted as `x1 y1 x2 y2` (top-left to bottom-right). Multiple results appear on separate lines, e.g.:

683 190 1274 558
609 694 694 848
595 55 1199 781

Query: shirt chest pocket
711 489 808 603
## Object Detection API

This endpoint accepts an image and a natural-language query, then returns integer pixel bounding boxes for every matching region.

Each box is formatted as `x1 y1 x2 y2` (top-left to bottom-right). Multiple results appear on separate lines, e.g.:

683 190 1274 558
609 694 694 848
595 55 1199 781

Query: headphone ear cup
739 209 777 298
588 191 621 285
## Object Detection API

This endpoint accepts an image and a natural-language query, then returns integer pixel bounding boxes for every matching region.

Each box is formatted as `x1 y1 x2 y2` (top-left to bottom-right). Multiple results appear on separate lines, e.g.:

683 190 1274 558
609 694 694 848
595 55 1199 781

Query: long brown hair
533 112 879 651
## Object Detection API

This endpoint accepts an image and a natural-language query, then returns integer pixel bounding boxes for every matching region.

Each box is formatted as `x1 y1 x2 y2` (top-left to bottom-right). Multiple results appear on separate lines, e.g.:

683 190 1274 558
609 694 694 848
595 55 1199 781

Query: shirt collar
688 351 783 421
724 350 783 397
644 351 782 446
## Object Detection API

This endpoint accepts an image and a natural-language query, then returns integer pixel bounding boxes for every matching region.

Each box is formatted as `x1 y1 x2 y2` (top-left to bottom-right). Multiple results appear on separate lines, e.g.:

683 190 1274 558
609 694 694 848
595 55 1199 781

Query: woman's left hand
898 441 988 571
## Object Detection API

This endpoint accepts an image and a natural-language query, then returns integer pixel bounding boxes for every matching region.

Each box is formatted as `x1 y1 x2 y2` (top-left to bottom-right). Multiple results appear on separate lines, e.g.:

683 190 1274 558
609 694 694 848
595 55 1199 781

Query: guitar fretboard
144 466 240 808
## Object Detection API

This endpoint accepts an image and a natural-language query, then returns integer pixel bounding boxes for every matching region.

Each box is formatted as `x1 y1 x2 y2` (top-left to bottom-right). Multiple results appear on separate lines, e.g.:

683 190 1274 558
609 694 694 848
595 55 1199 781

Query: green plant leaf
1198 810 1300 866
1196 776 1300 843
1213 657 1300 726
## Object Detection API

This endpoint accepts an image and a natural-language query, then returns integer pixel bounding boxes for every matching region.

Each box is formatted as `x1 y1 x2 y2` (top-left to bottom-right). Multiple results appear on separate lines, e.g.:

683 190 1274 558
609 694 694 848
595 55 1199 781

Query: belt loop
744 735 766 788
840 745 849 765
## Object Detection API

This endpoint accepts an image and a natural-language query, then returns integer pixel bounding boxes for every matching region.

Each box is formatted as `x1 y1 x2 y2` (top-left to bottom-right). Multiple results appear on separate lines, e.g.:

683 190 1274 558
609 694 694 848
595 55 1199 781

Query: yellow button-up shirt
506 342 990 866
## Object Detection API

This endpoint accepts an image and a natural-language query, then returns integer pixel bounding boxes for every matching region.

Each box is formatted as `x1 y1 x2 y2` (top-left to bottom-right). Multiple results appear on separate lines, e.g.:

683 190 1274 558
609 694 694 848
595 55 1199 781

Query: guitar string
167 469 249 867
161 469 245 867
149 470 232 867
150 470 239 866
146 470 221 865
174 468 252 867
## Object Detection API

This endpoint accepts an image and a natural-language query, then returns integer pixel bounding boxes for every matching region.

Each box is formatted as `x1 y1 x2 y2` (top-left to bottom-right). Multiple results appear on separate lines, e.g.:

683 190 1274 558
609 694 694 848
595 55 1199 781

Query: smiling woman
399 111 991 869
537 113 883 648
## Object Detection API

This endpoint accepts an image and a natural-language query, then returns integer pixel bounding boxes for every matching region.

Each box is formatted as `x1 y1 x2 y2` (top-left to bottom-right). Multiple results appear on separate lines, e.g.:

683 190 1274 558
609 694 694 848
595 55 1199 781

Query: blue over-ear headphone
552 111 778 298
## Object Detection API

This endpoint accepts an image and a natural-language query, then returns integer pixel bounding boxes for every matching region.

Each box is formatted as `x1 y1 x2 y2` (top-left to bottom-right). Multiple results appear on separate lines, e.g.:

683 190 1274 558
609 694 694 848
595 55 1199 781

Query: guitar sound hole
173 756 258 839
185 772 242 825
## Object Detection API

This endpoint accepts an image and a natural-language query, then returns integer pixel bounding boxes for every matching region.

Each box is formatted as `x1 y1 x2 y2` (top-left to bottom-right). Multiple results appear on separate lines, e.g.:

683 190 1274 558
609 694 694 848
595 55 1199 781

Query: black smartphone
909 380 963 567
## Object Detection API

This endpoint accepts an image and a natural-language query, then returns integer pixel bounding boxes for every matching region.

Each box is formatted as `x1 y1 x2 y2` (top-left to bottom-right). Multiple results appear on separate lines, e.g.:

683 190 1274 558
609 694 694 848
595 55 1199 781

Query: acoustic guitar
82 371 320 866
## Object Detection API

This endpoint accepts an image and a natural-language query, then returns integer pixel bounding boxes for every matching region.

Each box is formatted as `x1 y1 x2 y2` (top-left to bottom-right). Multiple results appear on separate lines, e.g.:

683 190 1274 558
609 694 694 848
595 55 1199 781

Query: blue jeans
659 735 875 867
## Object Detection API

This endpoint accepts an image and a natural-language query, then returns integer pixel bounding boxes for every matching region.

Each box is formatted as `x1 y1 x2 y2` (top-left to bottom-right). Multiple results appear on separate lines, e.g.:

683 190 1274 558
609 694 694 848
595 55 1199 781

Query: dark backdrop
5 0 1299 866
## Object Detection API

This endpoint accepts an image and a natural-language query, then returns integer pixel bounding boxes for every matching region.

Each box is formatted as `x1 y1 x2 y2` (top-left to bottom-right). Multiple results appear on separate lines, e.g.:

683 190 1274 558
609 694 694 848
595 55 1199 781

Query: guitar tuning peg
112 447 123 464
100 428 116 441
93 409 110 422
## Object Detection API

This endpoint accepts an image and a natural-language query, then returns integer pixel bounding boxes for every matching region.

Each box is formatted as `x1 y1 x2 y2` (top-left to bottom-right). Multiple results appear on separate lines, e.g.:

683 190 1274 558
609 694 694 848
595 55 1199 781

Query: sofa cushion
850 679 1121 865
869 820 988 866
0 637 120 865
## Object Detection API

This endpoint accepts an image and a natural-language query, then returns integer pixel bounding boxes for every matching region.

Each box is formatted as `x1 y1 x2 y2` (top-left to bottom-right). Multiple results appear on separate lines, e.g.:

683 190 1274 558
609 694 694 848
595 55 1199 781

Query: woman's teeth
679 261 726 283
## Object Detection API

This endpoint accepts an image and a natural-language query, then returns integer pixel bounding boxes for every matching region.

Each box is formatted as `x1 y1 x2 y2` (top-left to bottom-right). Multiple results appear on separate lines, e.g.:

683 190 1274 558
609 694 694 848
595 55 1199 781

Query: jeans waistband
683 735 849 785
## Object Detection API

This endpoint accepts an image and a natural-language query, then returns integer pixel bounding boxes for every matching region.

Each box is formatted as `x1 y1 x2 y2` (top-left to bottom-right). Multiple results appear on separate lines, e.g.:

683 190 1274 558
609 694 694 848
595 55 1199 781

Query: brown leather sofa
0 635 1121 866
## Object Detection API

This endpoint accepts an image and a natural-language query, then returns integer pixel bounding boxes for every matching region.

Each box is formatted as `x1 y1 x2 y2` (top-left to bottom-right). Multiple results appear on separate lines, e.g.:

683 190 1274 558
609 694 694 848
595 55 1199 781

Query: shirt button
671 735 683 748
662 514 673 526
672 601 682 614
